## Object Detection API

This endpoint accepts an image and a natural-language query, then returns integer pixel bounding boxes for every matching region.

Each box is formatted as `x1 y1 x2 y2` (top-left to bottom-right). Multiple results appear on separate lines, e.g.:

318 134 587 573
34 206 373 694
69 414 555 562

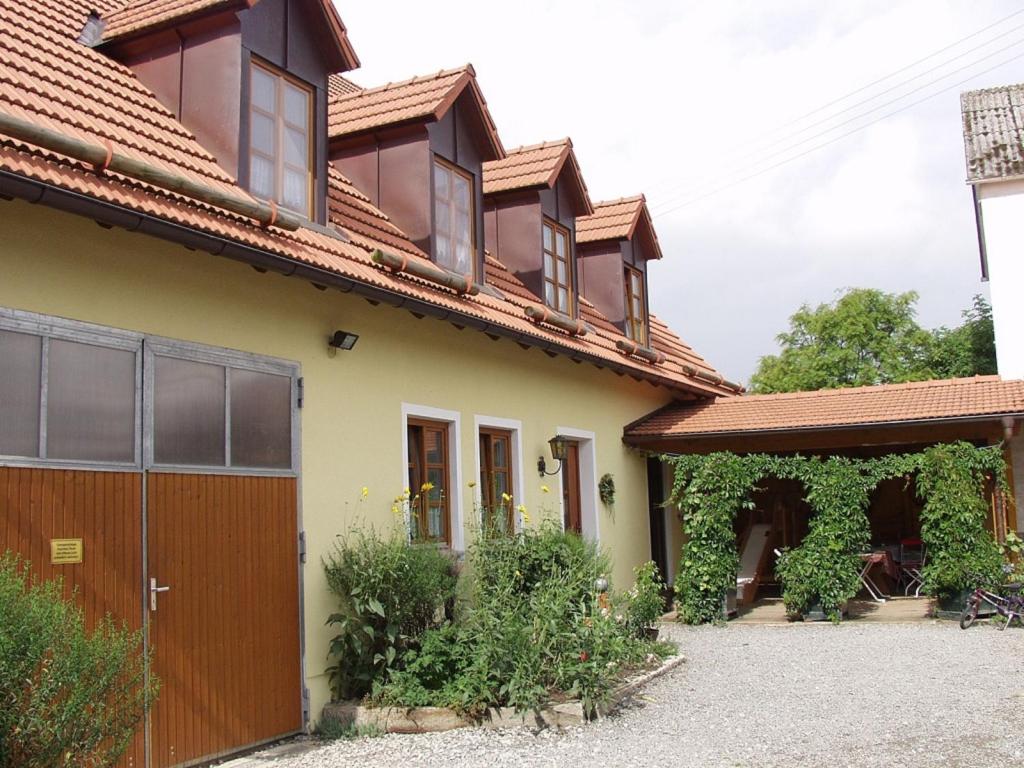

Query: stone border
321 652 686 734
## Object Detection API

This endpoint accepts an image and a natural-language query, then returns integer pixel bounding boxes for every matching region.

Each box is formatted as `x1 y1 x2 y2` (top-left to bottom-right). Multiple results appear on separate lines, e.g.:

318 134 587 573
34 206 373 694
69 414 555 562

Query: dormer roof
482 138 593 215
327 64 504 160
97 0 360 70
576 195 663 260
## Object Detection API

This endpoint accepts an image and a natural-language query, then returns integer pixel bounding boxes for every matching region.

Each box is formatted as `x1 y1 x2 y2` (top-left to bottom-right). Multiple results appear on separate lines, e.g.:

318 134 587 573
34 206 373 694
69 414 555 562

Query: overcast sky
335 1 1024 385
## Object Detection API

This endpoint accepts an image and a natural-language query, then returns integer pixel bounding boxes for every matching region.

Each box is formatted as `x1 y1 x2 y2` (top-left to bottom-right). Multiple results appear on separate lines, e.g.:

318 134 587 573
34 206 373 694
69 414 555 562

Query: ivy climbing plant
663 442 1008 624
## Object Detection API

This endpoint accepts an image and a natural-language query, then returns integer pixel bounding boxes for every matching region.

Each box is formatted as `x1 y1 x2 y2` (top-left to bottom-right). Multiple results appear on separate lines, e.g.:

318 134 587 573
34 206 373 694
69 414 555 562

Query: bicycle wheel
959 599 979 629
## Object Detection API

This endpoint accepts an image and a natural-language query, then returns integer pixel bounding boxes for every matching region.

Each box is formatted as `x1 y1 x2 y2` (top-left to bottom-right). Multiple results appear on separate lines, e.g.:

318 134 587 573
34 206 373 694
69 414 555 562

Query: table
858 551 896 603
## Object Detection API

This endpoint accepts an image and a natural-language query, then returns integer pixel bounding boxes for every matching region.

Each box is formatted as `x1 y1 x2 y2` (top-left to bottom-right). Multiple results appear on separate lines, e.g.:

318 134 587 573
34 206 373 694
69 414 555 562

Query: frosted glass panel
47 339 135 462
284 126 306 166
153 356 224 466
251 112 275 154
251 66 275 111
282 168 307 213
284 83 308 128
230 369 291 469
250 155 274 199
0 330 41 457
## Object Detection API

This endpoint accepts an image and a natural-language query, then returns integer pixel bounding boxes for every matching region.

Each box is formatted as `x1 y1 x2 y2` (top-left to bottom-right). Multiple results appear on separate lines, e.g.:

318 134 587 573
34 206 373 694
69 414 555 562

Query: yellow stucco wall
1 199 679 720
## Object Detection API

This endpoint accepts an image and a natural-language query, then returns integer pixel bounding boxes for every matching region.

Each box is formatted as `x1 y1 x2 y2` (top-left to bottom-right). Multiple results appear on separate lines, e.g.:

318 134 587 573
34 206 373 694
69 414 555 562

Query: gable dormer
327 66 504 284
575 196 662 345
95 0 359 226
482 139 592 318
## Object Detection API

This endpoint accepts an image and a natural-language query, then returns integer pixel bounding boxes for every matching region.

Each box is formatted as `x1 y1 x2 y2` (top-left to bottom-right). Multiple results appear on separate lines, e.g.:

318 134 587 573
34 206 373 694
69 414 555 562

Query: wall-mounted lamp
328 330 359 351
537 435 570 477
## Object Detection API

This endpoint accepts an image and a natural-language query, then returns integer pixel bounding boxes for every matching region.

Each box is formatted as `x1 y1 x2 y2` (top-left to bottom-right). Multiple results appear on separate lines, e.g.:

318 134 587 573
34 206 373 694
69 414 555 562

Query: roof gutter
0 169 727 398
624 411 1024 445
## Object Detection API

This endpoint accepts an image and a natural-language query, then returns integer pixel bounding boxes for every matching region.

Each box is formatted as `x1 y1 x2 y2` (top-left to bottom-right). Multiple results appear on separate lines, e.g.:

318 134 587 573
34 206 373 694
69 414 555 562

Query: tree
750 289 996 394
927 295 997 379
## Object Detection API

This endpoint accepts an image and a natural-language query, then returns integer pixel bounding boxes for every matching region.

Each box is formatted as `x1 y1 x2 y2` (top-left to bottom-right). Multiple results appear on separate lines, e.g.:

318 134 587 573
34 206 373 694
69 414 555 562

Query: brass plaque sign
50 539 83 565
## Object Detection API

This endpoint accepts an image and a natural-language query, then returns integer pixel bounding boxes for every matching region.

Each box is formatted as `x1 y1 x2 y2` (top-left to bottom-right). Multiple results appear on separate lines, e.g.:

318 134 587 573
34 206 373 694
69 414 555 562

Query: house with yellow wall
0 1 742 765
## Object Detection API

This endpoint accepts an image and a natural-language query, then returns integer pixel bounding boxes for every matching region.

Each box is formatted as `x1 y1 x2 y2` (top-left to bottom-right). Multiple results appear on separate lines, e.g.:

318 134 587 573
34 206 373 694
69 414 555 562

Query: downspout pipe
0 169 727 399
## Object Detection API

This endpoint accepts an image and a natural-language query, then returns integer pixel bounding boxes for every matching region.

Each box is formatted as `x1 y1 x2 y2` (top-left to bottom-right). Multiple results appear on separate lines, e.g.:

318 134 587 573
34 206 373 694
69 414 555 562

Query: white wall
978 179 1024 380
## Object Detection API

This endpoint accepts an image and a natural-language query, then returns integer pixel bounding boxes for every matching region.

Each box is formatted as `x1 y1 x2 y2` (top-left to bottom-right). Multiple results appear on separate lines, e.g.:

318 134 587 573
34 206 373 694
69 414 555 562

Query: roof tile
625 376 1024 439
961 83 1024 183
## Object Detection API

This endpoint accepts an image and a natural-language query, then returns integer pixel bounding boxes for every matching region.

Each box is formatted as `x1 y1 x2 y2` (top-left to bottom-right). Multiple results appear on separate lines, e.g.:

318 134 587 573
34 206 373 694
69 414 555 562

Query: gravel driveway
255 621 1024 767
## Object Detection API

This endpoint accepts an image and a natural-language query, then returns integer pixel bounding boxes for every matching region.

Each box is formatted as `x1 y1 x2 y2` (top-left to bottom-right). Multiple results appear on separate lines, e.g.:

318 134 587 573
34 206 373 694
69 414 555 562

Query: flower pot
801 601 848 622
642 626 660 642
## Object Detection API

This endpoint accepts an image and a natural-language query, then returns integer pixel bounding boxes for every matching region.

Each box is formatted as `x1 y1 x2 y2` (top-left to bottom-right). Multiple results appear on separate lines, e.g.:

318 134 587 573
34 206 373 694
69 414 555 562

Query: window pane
284 127 307 168
556 231 567 258
434 164 450 201
454 174 470 209
407 426 423 490
282 168 308 213
230 369 291 469
250 155 274 199
283 82 308 129
425 427 443 464
153 356 225 466
251 66 276 112
494 436 507 469
47 340 135 462
544 282 555 306
558 288 569 311
543 251 555 278
454 211 470 244
0 330 41 457
434 202 450 237
543 225 553 252
556 258 567 285
251 112 275 155
454 240 471 274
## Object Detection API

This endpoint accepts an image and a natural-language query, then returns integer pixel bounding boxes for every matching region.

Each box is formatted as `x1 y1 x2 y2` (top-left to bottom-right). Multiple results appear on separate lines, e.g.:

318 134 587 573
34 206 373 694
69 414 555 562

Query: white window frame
473 415 525 532
555 425 599 542
0 306 143 471
401 403 464 551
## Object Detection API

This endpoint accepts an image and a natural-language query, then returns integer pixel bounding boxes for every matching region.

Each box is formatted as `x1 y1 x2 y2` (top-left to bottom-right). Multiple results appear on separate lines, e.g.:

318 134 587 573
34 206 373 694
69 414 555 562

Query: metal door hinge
298 530 307 564
296 377 304 408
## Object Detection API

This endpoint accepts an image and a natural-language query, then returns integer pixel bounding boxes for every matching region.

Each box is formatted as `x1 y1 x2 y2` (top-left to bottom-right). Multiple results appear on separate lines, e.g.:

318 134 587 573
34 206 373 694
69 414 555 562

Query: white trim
401 403 464 551
555 426 598 543
473 415 525 532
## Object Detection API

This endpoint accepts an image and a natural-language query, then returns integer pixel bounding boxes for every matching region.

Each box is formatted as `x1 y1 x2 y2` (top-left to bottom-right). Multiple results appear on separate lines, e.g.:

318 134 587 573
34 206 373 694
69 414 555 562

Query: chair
898 537 925 596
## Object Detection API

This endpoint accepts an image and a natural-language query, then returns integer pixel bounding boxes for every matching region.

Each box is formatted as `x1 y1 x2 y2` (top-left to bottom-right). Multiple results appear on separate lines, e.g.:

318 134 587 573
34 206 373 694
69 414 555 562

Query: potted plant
626 561 665 640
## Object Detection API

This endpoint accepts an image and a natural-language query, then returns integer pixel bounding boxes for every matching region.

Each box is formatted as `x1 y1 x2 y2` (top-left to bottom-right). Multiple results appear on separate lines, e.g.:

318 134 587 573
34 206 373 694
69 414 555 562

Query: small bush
324 527 456 701
626 561 665 635
0 552 157 768
373 523 667 719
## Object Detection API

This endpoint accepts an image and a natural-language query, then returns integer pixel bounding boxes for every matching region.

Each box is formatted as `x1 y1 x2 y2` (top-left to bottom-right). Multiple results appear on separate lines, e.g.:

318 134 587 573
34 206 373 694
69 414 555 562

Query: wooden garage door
0 466 146 768
146 473 301 768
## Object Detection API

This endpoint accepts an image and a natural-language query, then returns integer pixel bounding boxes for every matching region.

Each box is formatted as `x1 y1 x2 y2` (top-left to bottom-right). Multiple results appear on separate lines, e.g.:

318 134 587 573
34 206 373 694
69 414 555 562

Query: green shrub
373 523 667 719
625 561 665 635
916 442 1005 596
324 527 456 701
0 553 157 768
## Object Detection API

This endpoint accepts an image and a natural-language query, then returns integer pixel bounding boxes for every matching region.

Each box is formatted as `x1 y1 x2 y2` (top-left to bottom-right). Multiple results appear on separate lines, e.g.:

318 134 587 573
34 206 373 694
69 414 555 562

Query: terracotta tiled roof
99 0 248 43
328 73 361 98
961 83 1024 183
480 137 589 207
576 195 663 259
327 64 504 159
0 0 736 397
625 376 1024 440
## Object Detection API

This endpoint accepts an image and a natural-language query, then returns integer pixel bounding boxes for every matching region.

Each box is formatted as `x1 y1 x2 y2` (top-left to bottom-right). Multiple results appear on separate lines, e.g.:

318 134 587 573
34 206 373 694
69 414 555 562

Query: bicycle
959 572 1024 630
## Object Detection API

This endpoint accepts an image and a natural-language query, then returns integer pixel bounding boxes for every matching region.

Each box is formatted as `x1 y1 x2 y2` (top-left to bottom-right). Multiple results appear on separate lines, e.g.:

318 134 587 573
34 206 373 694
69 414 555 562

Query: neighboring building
961 82 1024 516
961 83 1024 378
0 2 740 765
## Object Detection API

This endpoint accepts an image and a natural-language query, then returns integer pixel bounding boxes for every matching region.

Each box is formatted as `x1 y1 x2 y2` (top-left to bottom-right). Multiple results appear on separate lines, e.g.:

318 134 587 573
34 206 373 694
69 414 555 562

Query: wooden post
371 249 478 295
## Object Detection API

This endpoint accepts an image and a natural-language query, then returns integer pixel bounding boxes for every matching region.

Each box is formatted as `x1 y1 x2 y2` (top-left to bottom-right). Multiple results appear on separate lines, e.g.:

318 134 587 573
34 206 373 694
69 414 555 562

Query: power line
650 35 1024 214
652 50 1024 220
643 7 1024 201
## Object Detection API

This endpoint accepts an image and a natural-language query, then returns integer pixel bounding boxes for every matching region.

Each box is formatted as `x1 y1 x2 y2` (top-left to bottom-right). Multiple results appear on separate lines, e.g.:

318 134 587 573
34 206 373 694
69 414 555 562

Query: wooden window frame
479 428 514 533
407 417 452 545
623 264 648 346
432 156 477 281
249 58 314 219
542 218 574 316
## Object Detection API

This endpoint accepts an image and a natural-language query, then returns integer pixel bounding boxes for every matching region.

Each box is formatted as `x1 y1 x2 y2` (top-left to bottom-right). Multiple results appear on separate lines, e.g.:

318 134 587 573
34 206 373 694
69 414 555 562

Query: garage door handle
150 577 171 612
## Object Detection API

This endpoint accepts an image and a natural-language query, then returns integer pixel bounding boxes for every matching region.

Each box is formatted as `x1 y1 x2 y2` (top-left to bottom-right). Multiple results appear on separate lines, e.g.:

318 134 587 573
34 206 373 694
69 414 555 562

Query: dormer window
433 158 475 277
249 60 313 218
542 219 573 315
624 265 647 344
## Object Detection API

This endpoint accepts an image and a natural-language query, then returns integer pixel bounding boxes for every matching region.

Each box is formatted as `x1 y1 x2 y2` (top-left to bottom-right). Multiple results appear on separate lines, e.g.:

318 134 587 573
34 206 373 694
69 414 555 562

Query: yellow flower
420 481 434 492
501 492 512 502
468 480 477 488
517 504 530 525
541 484 550 494
391 505 400 516
361 486 369 498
